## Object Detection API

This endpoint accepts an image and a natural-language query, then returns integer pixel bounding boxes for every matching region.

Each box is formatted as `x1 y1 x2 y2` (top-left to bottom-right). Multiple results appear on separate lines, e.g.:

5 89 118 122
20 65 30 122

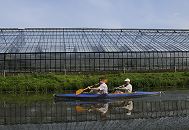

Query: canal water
0 90 189 130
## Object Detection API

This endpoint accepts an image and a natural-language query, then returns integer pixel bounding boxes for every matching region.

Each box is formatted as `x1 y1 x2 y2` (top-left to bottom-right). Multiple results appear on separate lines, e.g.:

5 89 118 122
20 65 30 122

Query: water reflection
1 99 189 124
74 100 134 120
0 91 189 130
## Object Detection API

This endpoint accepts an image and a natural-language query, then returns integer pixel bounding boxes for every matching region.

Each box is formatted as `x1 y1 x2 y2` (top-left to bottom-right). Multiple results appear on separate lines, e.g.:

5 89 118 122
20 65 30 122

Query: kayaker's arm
90 87 100 90
92 83 100 87
115 85 125 89
89 83 102 90
117 87 127 90
87 83 100 89
90 86 105 93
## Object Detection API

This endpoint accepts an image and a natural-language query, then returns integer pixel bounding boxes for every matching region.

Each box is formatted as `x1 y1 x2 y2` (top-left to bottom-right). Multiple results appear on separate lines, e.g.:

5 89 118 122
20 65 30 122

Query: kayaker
114 78 132 94
122 100 133 115
89 76 108 94
88 103 109 114
88 103 109 120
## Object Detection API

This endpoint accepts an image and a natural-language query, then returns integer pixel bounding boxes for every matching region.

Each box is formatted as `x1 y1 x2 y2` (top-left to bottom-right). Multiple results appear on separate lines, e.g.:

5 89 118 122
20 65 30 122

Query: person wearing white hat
114 78 132 94
122 100 133 116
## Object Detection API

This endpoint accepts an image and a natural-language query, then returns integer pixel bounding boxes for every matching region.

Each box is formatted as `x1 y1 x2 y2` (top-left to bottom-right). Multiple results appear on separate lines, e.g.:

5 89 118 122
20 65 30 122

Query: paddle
76 87 91 95
75 105 96 112
111 86 132 94
75 106 88 112
76 83 100 95
110 87 120 93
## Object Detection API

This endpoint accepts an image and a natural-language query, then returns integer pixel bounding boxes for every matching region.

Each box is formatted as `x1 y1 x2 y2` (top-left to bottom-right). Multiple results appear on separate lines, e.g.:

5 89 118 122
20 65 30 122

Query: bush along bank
0 72 189 93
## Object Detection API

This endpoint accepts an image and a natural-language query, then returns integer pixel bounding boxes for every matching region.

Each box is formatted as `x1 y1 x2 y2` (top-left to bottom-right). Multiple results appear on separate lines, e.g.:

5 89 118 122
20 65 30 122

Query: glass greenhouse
0 28 189 73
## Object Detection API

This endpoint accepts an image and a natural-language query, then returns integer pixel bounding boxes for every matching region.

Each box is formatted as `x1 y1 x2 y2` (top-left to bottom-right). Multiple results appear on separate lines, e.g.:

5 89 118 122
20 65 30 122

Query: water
0 90 189 130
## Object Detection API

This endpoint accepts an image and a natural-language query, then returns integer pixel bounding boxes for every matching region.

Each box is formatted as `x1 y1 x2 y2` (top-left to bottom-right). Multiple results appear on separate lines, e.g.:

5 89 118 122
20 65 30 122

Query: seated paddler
114 78 132 94
88 76 108 94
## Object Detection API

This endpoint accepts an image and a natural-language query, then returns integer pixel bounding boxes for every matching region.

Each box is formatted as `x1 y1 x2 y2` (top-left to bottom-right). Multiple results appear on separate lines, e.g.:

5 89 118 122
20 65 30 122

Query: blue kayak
54 91 161 99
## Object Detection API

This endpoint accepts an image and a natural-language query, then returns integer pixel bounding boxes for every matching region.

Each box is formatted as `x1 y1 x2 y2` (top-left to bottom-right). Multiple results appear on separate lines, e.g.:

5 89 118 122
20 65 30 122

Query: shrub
0 72 189 93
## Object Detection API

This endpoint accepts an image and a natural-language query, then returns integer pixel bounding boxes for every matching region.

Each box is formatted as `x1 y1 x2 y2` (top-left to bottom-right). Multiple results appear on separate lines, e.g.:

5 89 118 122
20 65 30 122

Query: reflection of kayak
55 98 132 107
55 98 111 104
54 91 161 100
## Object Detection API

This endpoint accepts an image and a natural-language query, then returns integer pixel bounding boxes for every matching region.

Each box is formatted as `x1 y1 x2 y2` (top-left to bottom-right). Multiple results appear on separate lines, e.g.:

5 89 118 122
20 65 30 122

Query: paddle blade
76 89 84 95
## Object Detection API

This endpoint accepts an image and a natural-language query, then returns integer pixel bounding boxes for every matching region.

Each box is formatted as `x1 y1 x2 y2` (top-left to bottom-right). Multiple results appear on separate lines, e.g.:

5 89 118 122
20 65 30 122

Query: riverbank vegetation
0 72 189 93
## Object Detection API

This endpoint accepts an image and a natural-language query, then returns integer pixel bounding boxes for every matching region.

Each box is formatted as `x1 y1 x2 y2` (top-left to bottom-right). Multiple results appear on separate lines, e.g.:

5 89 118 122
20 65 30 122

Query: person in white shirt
114 78 132 94
122 100 133 115
98 103 109 114
89 103 109 114
89 77 108 94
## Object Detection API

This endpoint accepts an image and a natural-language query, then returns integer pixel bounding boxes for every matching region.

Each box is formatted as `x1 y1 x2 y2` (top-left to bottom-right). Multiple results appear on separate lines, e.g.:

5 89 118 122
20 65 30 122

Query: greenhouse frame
0 28 189 73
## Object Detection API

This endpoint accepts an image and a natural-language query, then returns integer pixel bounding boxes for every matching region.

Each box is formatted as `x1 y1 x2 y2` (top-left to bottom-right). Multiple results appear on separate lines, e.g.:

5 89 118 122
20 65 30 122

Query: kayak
54 91 161 100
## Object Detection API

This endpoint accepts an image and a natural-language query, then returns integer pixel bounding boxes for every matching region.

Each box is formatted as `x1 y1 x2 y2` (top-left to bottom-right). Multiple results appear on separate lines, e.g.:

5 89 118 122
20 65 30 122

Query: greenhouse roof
0 28 189 53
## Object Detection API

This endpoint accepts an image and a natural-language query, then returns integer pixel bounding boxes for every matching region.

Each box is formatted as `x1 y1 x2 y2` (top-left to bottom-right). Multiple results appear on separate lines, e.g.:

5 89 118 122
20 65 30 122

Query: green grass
0 72 189 93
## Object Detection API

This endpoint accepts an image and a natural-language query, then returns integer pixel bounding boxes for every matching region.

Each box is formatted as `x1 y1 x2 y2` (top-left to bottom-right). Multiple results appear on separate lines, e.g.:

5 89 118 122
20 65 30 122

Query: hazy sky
0 0 189 29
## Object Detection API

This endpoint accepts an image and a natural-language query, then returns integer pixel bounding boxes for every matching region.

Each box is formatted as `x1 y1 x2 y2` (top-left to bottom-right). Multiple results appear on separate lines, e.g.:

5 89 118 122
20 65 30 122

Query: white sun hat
125 78 130 82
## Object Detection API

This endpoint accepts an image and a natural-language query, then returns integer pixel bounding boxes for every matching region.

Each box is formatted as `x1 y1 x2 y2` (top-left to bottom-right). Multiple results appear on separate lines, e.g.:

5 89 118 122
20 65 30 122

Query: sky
0 0 189 29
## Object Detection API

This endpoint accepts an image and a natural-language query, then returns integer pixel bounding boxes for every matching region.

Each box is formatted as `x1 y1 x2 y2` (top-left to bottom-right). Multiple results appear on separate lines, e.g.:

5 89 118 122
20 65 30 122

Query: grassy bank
0 72 189 93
